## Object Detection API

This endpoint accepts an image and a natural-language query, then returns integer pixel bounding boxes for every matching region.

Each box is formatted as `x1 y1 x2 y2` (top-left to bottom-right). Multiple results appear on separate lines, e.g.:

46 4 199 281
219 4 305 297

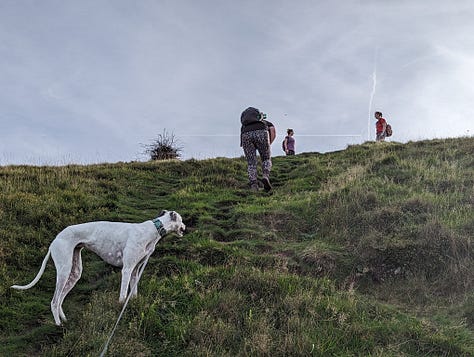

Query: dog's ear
170 211 177 221
159 210 167 217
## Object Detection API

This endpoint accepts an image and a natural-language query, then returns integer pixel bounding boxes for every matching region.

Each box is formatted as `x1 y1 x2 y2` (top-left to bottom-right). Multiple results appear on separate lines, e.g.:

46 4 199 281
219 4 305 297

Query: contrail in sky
368 49 378 141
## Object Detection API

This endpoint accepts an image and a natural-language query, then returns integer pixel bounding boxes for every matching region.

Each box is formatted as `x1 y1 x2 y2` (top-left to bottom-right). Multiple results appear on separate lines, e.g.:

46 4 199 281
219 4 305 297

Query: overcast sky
1 0 473 165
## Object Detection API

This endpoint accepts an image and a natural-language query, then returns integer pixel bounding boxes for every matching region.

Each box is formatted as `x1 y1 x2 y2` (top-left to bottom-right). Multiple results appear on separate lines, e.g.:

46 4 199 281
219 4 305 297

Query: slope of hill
1 137 473 356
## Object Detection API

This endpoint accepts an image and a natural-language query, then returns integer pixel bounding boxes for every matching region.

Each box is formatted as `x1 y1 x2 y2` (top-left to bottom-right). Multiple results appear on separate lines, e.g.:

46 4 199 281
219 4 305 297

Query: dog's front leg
129 254 151 298
120 242 157 302
119 266 133 303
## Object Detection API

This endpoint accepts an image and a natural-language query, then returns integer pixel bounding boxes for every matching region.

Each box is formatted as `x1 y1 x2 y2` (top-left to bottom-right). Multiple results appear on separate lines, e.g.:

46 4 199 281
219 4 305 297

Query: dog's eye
159 210 166 217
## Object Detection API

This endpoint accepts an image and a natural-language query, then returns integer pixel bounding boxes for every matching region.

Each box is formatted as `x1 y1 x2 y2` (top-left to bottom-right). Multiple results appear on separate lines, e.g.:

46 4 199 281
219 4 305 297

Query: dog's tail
11 249 51 290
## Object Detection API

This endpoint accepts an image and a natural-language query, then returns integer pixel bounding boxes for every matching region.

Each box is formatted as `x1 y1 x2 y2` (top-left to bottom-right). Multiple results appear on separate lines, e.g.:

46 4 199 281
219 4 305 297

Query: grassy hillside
1 137 473 356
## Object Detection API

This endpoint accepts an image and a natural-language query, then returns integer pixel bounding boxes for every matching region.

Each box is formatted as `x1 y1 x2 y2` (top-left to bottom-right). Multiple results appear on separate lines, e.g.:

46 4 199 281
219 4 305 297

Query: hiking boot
261 177 272 192
250 182 259 191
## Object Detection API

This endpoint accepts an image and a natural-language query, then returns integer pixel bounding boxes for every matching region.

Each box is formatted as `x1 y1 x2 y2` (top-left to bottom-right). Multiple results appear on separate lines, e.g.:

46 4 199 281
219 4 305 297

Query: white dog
11 210 185 326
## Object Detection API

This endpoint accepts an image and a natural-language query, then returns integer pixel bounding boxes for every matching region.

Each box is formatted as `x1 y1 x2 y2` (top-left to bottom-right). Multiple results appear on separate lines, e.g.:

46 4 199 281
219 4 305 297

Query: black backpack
241 107 262 126
385 123 393 137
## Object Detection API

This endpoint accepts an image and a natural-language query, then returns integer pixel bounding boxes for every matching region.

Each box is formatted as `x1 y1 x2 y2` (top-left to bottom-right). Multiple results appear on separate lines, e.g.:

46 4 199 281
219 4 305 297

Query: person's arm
283 137 288 153
268 126 276 144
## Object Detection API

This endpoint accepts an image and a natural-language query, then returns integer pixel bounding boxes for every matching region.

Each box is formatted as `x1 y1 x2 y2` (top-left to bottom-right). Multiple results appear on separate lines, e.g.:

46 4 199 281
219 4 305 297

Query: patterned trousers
241 129 272 184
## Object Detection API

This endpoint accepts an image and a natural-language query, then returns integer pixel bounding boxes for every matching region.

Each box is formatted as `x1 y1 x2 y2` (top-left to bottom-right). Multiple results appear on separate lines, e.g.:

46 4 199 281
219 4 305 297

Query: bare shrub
143 130 183 161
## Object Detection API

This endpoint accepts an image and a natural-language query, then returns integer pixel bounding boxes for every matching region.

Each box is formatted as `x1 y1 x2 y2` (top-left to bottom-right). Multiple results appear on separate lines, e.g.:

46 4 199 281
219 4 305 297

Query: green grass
1 137 473 356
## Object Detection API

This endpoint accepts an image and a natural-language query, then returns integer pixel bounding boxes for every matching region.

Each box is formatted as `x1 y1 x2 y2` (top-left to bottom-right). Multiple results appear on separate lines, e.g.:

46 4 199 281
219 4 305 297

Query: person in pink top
375 111 387 142
283 129 295 155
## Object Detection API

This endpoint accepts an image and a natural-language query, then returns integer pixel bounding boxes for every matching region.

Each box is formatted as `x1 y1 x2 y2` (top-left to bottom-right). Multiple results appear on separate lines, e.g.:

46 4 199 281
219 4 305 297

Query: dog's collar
152 218 167 236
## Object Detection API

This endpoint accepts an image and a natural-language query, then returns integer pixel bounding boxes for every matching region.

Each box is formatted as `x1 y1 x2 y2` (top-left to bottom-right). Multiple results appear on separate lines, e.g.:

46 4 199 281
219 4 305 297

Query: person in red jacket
375 111 387 142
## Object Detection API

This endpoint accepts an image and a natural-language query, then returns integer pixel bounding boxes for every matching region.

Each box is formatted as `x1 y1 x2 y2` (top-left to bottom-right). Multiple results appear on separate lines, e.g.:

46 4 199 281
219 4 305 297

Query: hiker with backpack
240 107 276 192
282 128 295 155
375 111 388 142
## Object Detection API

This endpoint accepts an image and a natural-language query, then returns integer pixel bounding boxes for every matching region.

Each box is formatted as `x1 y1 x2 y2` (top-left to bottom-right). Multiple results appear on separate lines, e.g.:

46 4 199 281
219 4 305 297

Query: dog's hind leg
51 268 71 325
57 247 84 323
50 240 75 325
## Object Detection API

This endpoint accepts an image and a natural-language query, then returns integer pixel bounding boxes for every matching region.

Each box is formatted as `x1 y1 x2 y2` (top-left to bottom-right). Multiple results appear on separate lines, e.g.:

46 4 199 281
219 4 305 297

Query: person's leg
254 130 273 191
241 132 259 189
